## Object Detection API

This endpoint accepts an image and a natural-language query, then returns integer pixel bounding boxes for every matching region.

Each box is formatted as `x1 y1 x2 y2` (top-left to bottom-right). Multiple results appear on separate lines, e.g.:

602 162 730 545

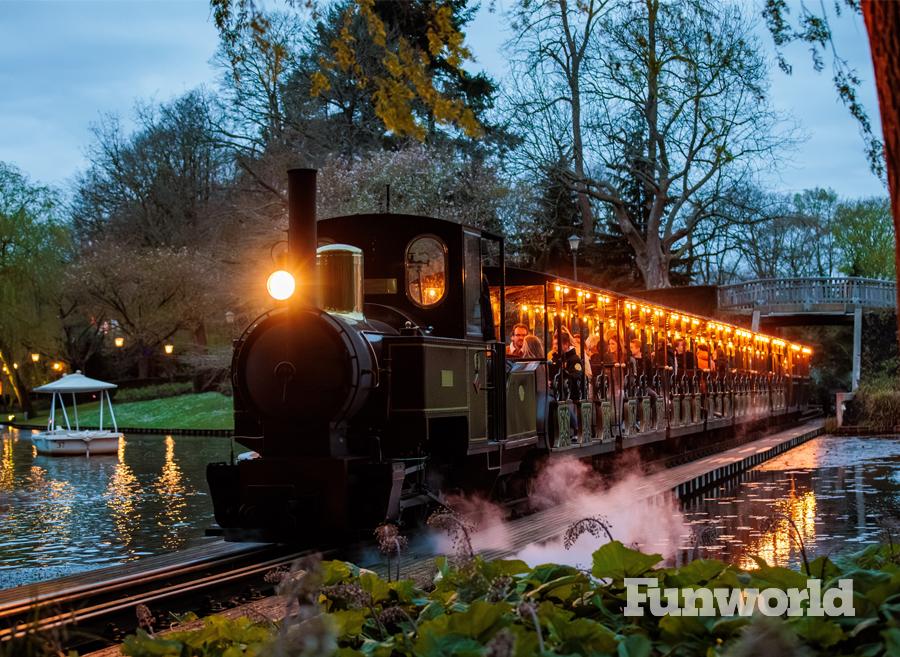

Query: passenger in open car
548 328 583 401
521 334 544 359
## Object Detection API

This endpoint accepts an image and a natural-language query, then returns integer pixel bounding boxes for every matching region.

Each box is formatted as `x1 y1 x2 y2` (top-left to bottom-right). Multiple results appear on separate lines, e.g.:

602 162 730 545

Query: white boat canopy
33 371 118 432
34 372 117 394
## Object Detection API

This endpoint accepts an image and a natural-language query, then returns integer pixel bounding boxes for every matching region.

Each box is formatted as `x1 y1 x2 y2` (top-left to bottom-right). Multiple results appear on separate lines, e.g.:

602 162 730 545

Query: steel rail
0 550 314 642
0 543 279 619
0 545 323 652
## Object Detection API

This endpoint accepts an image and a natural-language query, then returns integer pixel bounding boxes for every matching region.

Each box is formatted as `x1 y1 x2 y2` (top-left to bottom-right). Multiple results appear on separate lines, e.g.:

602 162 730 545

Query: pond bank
6 391 233 434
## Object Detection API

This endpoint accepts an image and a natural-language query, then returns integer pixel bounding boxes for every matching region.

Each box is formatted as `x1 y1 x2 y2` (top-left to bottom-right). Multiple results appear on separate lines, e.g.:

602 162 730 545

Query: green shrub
114 381 194 404
120 541 900 657
849 379 900 431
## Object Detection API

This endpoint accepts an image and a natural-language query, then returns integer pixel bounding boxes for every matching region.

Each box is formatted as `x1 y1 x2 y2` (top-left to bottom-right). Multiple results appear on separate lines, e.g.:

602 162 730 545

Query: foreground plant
120 541 900 657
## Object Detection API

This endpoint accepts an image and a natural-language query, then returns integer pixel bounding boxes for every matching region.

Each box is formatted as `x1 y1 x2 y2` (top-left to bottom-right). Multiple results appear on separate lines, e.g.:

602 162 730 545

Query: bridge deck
718 276 896 314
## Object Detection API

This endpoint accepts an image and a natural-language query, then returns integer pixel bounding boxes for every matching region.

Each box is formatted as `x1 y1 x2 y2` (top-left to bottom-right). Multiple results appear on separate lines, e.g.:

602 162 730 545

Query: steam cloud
429 453 688 569
517 457 687 568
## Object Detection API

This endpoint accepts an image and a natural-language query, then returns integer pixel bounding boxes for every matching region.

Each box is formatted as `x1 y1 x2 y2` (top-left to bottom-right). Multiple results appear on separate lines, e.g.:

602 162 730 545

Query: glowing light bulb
267 269 296 301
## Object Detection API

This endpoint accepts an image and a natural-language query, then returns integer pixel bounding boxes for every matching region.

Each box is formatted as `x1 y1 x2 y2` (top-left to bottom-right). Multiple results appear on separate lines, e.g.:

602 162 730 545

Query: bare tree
72 91 234 251
67 244 223 378
506 0 611 242
506 0 792 289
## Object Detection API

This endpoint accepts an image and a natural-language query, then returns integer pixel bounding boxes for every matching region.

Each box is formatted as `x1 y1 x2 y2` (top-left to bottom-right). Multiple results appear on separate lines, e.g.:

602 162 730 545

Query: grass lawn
18 392 234 431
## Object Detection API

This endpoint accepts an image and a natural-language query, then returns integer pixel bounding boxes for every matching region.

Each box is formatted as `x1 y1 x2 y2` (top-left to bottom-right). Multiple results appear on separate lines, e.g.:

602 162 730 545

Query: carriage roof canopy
33 372 117 394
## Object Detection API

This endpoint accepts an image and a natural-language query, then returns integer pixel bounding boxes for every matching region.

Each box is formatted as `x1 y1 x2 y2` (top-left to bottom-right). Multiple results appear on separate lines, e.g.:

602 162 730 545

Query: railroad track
0 542 317 653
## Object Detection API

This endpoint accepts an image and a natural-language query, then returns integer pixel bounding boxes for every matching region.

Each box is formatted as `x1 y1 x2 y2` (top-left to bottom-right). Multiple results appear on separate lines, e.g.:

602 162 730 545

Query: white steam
428 455 689 569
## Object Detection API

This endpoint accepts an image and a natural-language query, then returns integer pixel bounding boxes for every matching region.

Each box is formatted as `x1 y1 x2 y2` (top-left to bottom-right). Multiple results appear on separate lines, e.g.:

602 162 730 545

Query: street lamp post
567 233 582 281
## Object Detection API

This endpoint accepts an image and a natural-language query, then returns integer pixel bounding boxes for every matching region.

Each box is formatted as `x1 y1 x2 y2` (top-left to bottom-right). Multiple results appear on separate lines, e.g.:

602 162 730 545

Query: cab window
405 235 447 307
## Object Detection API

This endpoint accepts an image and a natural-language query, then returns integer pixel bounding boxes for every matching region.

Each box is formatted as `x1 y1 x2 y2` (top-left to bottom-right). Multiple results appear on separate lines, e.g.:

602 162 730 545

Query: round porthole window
406 235 447 307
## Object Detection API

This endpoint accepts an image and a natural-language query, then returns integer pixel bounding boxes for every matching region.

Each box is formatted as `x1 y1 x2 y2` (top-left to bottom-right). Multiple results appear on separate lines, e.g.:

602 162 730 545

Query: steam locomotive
207 169 813 542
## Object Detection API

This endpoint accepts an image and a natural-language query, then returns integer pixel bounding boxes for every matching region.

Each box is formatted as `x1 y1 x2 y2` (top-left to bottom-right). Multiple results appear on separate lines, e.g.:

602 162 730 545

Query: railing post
852 306 862 391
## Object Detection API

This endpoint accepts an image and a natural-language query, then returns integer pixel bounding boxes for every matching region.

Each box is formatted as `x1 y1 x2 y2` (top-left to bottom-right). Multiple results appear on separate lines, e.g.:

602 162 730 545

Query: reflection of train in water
207 169 813 542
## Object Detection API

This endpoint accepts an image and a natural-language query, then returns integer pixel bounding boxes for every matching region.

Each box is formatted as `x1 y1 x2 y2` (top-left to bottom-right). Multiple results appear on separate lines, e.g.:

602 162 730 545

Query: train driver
508 323 529 358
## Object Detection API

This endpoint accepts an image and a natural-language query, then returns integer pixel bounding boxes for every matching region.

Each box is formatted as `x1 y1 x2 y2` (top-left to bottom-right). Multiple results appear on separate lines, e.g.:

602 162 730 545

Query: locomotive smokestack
287 168 317 301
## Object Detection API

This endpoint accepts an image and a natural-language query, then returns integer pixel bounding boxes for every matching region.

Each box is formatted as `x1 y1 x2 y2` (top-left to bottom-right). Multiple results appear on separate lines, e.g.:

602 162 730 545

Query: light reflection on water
682 435 900 569
0 427 231 589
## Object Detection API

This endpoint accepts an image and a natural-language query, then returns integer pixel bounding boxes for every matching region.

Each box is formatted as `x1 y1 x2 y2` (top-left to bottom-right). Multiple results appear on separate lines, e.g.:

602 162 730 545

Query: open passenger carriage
486 268 813 454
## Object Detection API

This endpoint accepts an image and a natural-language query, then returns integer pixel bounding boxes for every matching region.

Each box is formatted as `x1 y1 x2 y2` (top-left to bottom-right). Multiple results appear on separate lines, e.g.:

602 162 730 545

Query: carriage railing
718 277 897 312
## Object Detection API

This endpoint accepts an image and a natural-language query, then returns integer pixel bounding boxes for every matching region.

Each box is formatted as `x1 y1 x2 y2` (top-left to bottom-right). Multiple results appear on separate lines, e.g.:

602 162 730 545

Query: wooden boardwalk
359 419 824 578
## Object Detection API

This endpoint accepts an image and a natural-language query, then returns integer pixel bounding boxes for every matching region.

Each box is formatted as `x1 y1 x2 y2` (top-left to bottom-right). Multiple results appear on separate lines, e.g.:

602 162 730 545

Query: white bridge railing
718 277 897 312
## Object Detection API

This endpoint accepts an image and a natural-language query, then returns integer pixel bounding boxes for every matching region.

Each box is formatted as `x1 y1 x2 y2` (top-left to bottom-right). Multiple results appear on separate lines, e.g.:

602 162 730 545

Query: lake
682 434 900 569
0 427 231 589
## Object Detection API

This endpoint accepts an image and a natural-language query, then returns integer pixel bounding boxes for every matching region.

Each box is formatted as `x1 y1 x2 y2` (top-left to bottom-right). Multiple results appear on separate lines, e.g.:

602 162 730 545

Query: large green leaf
527 563 582 584
446 601 512 640
884 628 900 657
844 567 900 607
528 574 590 603
323 560 354 585
709 616 750 639
617 633 652 657
360 637 396 657
807 556 843 581
480 558 532 580
413 633 485 657
746 560 808 590
332 609 368 639
665 559 727 587
121 630 184 657
537 599 574 627
790 616 845 647
549 617 618 655
658 614 709 642
360 571 393 604
414 600 512 657
592 541 662 580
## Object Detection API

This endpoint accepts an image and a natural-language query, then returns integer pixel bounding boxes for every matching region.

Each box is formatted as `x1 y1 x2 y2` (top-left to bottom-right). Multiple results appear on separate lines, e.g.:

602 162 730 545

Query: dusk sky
0 0 887 199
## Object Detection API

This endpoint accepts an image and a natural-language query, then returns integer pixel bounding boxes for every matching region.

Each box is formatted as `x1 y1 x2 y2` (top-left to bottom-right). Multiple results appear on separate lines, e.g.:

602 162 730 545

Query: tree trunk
194 320 208 349
641 247 671 289
0 346 32 415
862 0 900 365
137 346 151 379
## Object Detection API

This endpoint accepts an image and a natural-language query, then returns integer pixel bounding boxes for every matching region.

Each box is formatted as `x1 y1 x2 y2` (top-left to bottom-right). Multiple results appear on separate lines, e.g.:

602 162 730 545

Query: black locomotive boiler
207 169 814 543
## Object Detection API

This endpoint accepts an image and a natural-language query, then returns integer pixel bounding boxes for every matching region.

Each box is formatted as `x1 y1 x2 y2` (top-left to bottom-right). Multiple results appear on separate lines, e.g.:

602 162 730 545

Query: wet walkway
384 419 824 577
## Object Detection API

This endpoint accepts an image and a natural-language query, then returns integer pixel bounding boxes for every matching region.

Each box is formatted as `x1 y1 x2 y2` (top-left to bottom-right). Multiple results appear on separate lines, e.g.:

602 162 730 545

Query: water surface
0 428 231 589
682 435 900 569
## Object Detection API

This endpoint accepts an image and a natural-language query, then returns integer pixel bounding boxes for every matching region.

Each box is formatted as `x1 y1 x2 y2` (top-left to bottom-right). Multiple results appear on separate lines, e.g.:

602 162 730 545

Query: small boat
30 372 123 457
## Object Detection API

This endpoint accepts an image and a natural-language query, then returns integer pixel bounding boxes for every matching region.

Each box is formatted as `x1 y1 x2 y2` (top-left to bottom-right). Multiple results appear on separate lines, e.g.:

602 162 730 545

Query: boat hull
31 431 122 456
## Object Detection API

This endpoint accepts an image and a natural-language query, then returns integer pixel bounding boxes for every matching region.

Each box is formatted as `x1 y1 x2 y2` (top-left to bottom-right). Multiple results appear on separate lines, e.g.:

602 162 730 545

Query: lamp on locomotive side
31 353 39 363
164 344 174 355
266 269 296 301
114 336 125 348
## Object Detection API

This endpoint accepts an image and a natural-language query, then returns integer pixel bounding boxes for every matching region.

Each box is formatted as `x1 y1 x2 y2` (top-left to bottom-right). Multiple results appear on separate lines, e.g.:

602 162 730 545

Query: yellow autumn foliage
314 0 483 140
